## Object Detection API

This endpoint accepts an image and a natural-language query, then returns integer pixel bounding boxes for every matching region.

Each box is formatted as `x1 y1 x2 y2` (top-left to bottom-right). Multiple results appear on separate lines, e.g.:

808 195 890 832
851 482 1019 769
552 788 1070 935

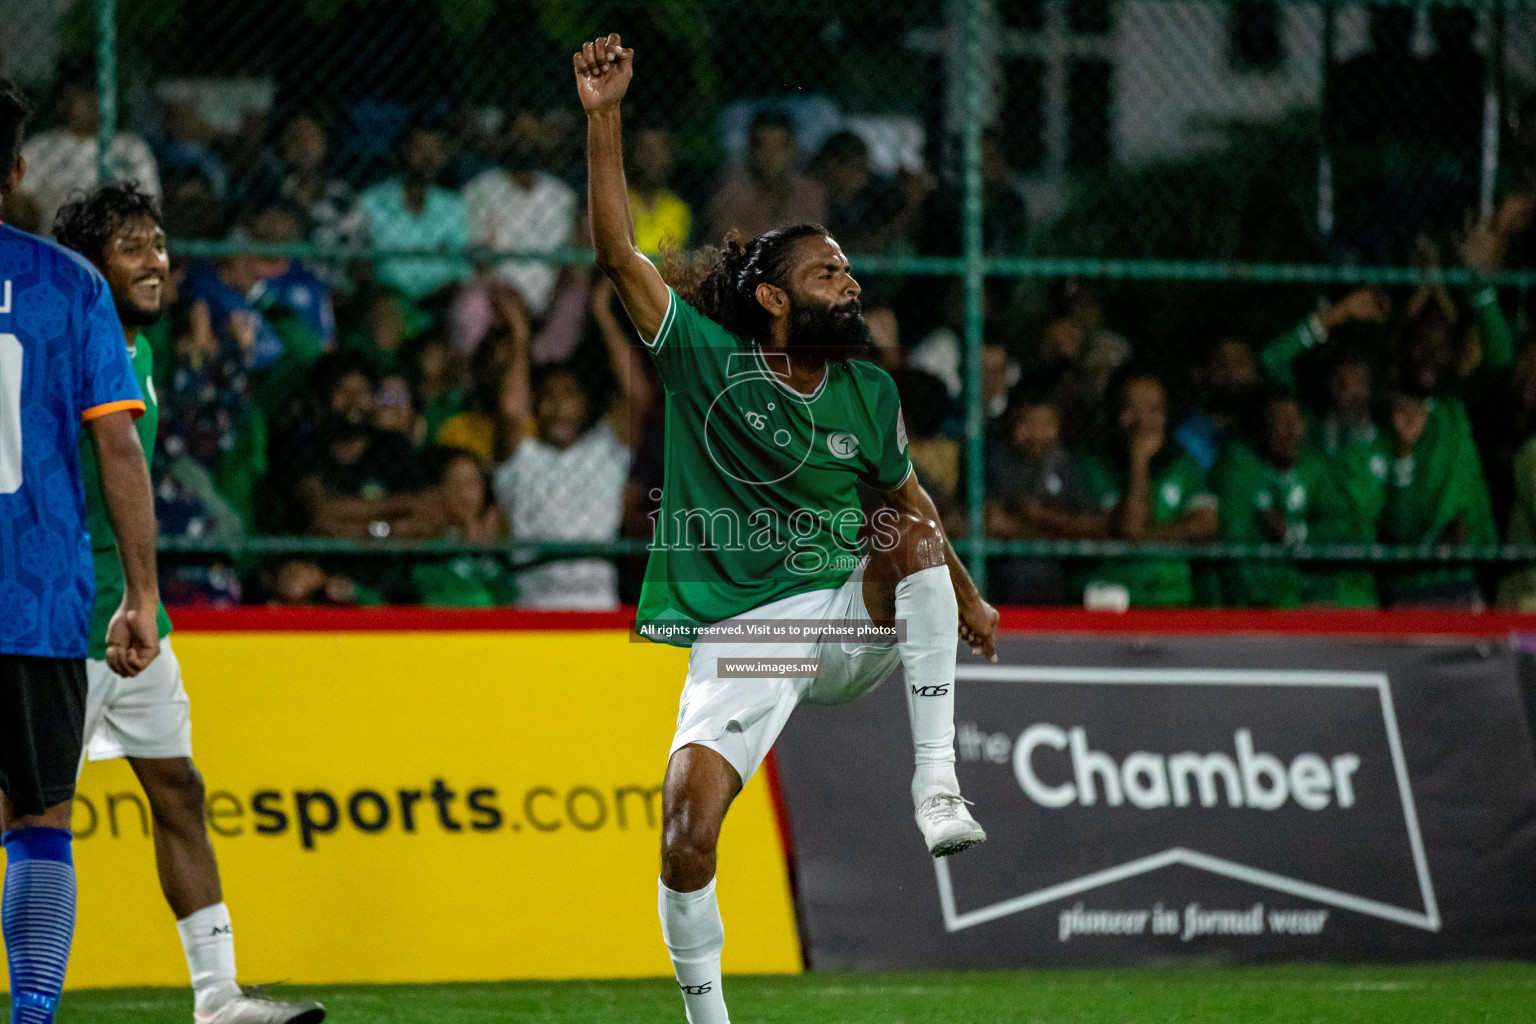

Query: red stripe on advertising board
167 605 1536 637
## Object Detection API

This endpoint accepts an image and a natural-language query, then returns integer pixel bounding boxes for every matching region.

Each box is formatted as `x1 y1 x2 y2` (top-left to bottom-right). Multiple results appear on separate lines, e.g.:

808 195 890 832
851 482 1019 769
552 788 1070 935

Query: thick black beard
784 297 874 361
117 298 165 331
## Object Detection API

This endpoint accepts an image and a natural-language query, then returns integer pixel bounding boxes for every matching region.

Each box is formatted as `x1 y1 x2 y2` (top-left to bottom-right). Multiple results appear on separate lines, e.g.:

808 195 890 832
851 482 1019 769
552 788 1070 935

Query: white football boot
195 990 325 1024
915 789 987 857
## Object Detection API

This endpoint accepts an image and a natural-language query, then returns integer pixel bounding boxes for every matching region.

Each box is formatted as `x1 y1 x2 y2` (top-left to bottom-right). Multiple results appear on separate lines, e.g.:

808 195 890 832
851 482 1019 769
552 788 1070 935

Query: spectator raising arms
1375 220 1515 608
1259 286 1395 606
436 285 534 463
492 276 643 609
1080 369 1219 608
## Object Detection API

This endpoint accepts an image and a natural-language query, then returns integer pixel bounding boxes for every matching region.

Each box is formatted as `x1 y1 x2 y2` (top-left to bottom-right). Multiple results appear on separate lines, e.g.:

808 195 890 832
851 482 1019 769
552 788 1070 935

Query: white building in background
912 0 1536 225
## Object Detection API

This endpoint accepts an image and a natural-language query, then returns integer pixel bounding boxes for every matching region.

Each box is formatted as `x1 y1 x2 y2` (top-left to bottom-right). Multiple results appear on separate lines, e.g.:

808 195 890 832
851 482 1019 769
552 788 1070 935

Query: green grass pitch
52 962 1536 1023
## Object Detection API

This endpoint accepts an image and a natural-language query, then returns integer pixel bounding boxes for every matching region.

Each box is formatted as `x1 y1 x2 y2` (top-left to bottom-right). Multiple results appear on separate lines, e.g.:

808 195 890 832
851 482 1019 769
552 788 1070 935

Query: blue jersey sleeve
77 270 145 422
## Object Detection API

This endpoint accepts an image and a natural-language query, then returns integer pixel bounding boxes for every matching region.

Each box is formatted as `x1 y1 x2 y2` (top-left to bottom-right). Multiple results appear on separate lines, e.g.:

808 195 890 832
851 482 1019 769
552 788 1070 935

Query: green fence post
95 0 116 186
962 0 988 594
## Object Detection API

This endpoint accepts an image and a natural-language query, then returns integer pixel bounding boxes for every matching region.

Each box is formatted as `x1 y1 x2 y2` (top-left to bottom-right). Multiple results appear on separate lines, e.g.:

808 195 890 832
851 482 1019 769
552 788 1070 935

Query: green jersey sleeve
1472 286 1514 373
1259 317 1325 390
862 364 915 492
644 288 741 394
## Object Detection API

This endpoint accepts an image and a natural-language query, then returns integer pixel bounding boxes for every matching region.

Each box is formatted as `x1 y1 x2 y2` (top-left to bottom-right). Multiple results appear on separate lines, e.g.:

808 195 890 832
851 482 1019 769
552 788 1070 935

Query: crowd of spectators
980 194 1535 613
11 75 1536 611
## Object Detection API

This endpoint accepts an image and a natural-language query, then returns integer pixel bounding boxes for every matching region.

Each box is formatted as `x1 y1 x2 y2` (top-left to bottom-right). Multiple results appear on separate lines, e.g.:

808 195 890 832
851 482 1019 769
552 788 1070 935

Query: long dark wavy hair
662 223 829 343
54 181 163 266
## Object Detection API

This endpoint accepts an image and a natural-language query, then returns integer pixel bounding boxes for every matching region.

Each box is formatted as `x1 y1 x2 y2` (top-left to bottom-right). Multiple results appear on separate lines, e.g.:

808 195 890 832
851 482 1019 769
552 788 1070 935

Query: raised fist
573 33 633 113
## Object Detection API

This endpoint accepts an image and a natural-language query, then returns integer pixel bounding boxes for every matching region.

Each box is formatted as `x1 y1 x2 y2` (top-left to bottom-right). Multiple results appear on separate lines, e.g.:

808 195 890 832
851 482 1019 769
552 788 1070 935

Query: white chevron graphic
935 665 1440 934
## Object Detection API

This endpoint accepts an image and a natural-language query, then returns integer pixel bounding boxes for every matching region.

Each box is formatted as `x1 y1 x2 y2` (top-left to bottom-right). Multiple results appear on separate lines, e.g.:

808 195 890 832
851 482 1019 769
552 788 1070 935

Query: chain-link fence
4 0 1536 610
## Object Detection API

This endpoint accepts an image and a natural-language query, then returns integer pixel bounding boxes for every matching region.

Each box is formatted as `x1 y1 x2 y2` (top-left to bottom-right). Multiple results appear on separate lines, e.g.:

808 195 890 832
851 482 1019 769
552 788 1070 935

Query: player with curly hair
576 34 997 1024
54 182 324 1024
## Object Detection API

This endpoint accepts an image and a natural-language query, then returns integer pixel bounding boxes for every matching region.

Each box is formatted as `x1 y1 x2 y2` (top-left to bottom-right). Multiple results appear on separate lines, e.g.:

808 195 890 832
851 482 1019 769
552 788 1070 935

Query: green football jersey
1301 418 1389 606
1081 449 1215 607
636 290 913 645
1379 396 1496 603
1212 442 1318 607
412 555 519 608
80 334 173 660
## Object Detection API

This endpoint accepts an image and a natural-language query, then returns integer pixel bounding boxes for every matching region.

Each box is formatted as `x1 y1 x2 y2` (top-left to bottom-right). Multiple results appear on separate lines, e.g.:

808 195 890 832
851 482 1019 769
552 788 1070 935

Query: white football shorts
81 636 193 768
669 572 901 786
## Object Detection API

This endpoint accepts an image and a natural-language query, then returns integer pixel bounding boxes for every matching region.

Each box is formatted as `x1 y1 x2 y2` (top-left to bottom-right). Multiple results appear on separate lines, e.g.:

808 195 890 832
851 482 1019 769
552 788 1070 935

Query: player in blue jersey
55 184 325 1024
0 79 163 1024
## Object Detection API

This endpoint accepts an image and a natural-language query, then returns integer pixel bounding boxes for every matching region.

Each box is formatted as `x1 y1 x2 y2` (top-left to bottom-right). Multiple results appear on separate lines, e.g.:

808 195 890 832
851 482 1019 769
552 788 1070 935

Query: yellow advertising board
3 628 801 988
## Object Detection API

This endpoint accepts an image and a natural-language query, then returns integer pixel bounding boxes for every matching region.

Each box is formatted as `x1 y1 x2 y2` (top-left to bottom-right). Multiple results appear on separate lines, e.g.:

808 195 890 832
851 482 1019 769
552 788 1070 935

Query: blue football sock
3 828 77 1024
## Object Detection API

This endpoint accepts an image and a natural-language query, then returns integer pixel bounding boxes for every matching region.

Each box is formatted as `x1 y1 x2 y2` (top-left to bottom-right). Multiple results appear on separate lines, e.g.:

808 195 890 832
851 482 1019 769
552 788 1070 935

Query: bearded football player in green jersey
577 34 999 1024
55 185 323 1024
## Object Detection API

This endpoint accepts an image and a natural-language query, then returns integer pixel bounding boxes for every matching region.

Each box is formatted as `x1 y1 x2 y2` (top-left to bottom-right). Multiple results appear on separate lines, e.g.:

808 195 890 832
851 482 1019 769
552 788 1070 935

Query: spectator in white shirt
463 112 577 316
493 277 652 610
21 80 160 235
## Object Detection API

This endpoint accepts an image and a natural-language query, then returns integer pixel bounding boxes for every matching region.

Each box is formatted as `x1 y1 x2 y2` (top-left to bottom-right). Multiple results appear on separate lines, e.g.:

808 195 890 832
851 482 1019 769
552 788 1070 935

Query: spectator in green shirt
1259 289 1396 606
412 450 517 607
1373 213 1517 608
1079 369 1219 607
1380 382 1496 608
1213 390 1335 607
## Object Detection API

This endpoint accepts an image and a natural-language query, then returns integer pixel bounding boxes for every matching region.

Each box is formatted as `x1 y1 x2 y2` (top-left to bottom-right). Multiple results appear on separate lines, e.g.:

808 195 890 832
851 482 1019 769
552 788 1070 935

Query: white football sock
176 901 241 1014
897 564 961 804
659 877 729 1024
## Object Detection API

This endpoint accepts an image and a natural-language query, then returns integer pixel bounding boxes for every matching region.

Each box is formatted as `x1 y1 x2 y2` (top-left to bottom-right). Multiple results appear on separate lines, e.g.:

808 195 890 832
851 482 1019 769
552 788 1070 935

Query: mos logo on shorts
828 432 860 459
